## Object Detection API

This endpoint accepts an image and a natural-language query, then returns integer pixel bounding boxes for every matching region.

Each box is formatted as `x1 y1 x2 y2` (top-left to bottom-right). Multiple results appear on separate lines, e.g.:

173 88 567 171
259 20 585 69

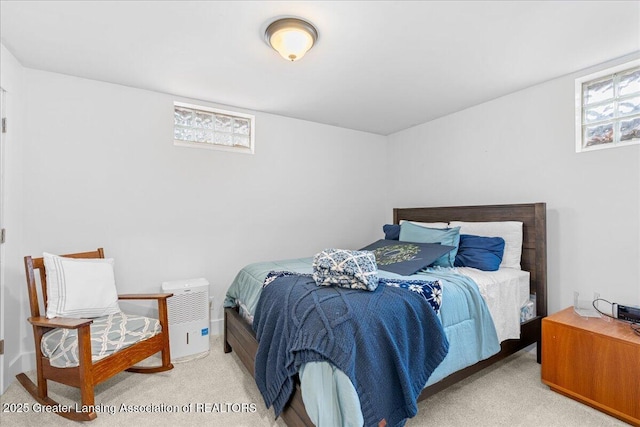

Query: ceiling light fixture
265 17 318 62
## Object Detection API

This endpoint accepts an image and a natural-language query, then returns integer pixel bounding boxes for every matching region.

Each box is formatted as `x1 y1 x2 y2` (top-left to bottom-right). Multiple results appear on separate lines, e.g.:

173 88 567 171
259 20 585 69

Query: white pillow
448 221 523 269
43 252 121 319
400 220 449 229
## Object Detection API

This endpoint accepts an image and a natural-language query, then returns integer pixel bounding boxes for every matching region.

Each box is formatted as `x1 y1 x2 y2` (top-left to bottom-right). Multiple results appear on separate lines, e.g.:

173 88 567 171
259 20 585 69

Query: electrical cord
591 298 616 319
592 298 640 337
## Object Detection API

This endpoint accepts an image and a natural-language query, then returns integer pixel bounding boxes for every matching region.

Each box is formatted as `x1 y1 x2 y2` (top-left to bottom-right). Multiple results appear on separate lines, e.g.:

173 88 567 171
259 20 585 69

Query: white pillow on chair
43 253 121 319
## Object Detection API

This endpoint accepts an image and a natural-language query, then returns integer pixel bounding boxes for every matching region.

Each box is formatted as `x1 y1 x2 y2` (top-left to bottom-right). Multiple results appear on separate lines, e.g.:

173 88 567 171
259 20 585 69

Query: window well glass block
174 107 193 126
575 61 640 152
214 132 233 146
215 115 233 133
585 103 614 123
233 135 250 148
620 117 640 142
194 111 213 129
583 78 614 105
618 68 640 97
233 118 250 135
175 126 194 141
173 102 255 153
195 130 214 143
618 95 640 117
584 122 614 147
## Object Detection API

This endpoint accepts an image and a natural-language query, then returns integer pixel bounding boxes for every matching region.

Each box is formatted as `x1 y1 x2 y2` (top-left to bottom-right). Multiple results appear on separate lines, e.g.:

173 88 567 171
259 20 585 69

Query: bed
223 202 547 426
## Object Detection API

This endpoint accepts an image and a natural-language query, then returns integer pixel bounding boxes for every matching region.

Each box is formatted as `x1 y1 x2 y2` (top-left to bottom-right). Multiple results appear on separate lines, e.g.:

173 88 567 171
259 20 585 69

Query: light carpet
0 336 627 426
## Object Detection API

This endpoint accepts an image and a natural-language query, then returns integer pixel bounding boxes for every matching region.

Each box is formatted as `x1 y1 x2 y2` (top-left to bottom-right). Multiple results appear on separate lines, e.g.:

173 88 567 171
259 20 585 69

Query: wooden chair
16 248 174 421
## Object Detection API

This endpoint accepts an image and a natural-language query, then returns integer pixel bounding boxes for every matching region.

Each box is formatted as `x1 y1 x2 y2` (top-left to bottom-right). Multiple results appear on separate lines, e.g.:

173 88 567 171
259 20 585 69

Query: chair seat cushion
41 312 161 368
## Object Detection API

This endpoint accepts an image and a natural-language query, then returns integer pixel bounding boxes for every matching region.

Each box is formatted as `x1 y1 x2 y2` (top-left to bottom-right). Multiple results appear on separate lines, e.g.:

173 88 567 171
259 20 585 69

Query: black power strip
614 303 640 323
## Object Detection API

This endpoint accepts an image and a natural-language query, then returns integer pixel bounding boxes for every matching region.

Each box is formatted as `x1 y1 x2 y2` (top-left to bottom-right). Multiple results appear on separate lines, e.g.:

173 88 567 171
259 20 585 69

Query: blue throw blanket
253 272 449 427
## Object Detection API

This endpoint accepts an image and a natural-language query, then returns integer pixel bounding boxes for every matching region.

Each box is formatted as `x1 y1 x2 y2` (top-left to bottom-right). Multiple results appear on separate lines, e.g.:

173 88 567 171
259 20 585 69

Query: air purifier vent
167 290 208 324
161 278 210 360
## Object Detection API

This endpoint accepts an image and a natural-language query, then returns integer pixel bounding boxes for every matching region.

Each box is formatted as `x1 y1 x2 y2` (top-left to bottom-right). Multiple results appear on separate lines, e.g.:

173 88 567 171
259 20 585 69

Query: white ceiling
1 1 639 135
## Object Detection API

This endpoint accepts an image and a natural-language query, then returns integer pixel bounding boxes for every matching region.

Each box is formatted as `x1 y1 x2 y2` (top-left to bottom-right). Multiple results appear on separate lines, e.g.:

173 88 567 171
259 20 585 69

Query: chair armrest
28 316 93 329
118 293 173 300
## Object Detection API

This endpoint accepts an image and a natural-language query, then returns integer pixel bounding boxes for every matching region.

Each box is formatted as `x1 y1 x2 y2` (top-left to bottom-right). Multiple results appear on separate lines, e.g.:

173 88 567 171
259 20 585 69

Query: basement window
174 102 255 154
575 59 640 153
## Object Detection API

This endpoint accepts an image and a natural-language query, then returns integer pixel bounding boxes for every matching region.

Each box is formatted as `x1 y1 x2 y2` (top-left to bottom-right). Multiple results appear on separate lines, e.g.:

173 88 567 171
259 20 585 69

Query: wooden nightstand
541 307 640 426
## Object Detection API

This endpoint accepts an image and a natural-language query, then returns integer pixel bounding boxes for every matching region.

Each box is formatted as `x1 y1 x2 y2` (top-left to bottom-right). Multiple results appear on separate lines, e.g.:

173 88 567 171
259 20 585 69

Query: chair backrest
24 248 105 318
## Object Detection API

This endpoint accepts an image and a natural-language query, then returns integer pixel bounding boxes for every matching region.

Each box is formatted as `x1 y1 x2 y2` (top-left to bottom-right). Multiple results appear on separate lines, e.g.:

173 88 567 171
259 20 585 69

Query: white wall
12 68 388 372
0 44 26 393
387 54 640 315
4 44 639 392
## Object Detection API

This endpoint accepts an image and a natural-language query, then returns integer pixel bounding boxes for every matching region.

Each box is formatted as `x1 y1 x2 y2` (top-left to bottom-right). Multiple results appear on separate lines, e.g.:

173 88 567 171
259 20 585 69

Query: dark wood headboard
393 203 547 318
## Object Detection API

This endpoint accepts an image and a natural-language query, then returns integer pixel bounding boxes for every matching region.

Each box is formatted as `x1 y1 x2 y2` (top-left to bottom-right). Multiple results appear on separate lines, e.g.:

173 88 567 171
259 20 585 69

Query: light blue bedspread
224 257 499 426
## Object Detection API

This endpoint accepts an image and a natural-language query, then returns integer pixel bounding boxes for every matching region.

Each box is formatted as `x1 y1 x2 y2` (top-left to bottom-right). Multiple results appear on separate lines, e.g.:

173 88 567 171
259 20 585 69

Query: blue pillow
399 222 460 268
382 224 400 240
454 234 505 271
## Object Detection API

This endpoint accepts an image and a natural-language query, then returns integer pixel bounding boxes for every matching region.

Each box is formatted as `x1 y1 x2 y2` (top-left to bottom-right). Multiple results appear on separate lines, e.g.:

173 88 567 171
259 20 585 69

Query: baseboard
210 317 223 336
2 351 34 393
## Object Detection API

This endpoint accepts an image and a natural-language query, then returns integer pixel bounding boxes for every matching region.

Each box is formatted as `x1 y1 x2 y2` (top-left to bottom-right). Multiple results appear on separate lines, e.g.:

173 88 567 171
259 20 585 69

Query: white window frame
574 59 640 153
174 101 255 154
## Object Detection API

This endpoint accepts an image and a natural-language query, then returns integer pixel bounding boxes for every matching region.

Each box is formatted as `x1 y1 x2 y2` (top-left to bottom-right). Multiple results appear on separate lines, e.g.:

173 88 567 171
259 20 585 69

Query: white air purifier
162 278 210 361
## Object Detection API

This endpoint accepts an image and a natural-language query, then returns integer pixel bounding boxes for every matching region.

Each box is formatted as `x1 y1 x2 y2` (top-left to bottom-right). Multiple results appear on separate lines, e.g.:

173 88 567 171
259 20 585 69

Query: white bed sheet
455 267 530 342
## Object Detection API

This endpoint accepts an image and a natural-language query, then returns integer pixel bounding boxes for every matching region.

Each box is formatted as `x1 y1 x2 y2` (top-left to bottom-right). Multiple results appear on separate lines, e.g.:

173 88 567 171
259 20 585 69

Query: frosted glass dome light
265 18 318 62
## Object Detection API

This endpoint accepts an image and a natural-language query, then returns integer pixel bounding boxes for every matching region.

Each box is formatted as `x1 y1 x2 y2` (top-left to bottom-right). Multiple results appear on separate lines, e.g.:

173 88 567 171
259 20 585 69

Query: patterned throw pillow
312 248 379 291
359 239 455 276
381 278 443 314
